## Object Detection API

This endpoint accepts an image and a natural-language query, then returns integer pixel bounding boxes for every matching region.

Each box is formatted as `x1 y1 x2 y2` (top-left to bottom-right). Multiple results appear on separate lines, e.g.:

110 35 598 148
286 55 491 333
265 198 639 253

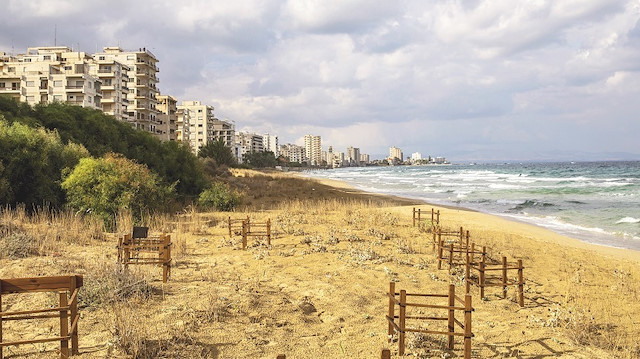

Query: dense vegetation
0 97 206 202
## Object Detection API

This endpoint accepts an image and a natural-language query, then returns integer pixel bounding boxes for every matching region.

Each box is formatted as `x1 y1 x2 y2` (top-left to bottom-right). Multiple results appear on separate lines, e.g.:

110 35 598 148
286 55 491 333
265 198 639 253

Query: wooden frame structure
386 282 473 358
412 208 440 230
466 255 524 307
0 275 83 359
117 232 172 283
228 216 250 237
241 219 271 250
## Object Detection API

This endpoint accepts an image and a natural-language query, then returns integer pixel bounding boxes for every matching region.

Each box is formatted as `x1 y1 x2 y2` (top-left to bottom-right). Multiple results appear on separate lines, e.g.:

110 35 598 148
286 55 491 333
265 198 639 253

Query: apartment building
236 132 264 155
177 101 235 154
360 153 370 164
92 58 130 122
156 95 177 141
93 47 161 136
347 146 361 166
262 134 279 156
389 146 403 162
175 108 190 143
304 134 322 166
0 47 102 109
280 144 305 164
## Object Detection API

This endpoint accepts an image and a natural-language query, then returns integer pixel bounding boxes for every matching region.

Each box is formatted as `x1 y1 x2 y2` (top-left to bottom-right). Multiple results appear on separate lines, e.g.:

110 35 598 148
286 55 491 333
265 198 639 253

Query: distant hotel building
360 153 370 164
304 134 322 166
263 134 279 156
347 146 361 166
156 95 177 141
177 101 235 155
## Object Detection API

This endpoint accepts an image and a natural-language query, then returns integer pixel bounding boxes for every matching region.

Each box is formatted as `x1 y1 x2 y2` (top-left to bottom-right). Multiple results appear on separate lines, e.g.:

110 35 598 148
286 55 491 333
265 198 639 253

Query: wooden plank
0 335 70 347
0 276 83 294
404 328 466 337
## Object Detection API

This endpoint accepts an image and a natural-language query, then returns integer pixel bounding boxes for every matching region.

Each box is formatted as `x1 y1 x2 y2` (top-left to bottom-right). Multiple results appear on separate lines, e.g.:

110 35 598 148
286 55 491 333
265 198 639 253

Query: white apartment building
347 146 361 166
175 108 190 143
360 153 370 164
280 144 305 164
235 132 265 162
411 152 422 161
333 152 345 168
304 134 322 166
93 47 161 136
0 47 102 110
263 134 279 156
92 58 130 122
156 95 177 141
389 146 403 161
177 100 215 154
211 118 235 147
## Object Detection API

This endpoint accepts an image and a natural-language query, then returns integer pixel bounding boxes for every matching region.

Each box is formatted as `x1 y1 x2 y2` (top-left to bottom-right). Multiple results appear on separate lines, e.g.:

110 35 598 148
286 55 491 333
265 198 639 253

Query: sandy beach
1 169 639 358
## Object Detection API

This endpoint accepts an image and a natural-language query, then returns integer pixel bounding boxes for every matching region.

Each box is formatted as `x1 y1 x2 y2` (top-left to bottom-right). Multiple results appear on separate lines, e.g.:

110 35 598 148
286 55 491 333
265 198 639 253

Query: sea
304 161 640 251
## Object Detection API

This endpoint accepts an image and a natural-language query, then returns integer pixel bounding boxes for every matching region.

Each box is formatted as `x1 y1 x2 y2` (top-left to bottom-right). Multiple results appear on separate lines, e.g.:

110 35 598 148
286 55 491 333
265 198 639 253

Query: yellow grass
0 170 639 358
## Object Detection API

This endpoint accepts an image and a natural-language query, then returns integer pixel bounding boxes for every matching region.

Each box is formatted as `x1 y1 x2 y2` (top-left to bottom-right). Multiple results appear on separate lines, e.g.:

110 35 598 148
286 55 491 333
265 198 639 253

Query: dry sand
1 169 639 358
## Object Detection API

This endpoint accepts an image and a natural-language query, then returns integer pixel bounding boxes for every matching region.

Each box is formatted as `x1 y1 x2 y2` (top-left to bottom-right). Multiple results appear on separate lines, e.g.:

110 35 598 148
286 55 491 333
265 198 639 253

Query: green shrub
61 153 175 227
198 182 241 211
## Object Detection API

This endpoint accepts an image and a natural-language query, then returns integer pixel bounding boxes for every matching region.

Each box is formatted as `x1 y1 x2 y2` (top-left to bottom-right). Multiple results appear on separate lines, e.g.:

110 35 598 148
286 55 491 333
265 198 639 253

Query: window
197 109 202 113
104 79 112 86
53 95 62 101
24 58 31 62
53 80 61 87
43 55 51 60
99 56 105 60
127 55 135 60
26 81 35 87
76 81 84 87
8 67 15 73
64 66 72 70
87 96 91 103
198 124 203 127
0 82 4 88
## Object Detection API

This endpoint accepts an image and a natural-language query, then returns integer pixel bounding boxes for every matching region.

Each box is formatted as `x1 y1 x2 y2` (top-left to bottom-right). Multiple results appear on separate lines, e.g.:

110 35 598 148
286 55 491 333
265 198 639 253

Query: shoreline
310 174 640 263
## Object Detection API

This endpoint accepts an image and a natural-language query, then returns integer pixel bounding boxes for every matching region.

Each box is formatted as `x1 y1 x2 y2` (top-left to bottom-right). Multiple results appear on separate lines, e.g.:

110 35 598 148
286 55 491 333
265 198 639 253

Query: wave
616 217 640 224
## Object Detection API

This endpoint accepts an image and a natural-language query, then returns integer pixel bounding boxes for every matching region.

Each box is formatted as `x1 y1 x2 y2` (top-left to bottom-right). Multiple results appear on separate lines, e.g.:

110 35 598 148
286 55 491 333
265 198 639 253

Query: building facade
389 146 403 162
93 47 161 137
280 144 306 164
304 134 322 166
347 146 361 166
156 95 177 141
0 47 102 110
262 134 279 156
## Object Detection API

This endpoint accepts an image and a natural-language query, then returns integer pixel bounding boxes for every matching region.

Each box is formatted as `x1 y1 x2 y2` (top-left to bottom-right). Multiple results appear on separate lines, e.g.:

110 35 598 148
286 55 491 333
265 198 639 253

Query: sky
1 0 639 162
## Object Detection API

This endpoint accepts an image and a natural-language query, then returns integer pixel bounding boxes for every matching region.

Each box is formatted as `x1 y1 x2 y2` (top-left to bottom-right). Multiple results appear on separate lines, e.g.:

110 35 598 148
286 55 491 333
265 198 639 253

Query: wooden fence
412 208 440 230
0 275 83 359
228 216 250 237
117 232 172 283
241 219 271 250
466 255 524 307
386 282 473 358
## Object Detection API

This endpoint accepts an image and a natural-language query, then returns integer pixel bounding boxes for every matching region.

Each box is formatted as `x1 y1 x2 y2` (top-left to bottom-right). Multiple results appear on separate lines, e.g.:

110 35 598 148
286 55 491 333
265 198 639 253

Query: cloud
1 0 639 160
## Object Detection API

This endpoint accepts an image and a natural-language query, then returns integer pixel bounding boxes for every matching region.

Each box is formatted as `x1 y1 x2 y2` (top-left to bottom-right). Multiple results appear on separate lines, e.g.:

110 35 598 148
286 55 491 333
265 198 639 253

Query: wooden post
418 209 421 225
448 243 454 269
479 261 486 299
399 290 406 355
464 294 472 359
459 227 463 247
465 253 471 294
437 238 444 270
388 282 395 338
381 348 391 359
431 208 434 223
70 276 79 355
502 256 508 299
242 220 247 250
432 231 437 252
0 281 3 359
412 207 416 227
436 210 440 224
59 290 69 358
470 243 475 263
123 234 131 269
276 355 286 359
228 216 232 236
163 234 171 283
517 259 524 307
246 216 251 233
447 284 455 349
267 219 271 245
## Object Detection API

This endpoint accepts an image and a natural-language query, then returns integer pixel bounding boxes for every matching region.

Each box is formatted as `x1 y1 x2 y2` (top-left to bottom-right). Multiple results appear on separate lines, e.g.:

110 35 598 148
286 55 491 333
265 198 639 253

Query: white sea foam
616 217 640 224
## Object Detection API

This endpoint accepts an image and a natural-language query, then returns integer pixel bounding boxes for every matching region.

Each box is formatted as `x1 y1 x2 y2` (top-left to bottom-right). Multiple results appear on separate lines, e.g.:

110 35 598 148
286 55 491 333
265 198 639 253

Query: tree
198 139 237 167
243 151 278 168
0 117 88 207
61 154 174 227
198 182 241 211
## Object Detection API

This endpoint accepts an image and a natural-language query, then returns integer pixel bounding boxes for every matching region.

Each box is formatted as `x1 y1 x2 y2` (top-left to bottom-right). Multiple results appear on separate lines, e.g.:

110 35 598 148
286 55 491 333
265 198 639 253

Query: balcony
65 85 84 92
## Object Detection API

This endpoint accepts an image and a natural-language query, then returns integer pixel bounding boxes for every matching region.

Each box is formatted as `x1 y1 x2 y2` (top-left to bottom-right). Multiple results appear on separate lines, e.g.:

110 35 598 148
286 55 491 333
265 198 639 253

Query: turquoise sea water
304 161 640 251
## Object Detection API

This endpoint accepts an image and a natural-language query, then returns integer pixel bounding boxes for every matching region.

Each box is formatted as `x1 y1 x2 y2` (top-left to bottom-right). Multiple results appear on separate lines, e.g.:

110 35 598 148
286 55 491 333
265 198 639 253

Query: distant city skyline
1 1 639 161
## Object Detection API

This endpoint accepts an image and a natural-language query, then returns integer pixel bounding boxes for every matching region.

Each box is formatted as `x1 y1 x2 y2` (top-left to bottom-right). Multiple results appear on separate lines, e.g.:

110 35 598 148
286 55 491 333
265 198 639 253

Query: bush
0 117 89 207
62 154 175 227
198 183 241 211
0 232 39 258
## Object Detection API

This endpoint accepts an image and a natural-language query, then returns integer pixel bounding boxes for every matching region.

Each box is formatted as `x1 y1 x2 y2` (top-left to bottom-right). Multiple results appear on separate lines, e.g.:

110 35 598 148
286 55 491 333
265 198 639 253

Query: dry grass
1 172 639 358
